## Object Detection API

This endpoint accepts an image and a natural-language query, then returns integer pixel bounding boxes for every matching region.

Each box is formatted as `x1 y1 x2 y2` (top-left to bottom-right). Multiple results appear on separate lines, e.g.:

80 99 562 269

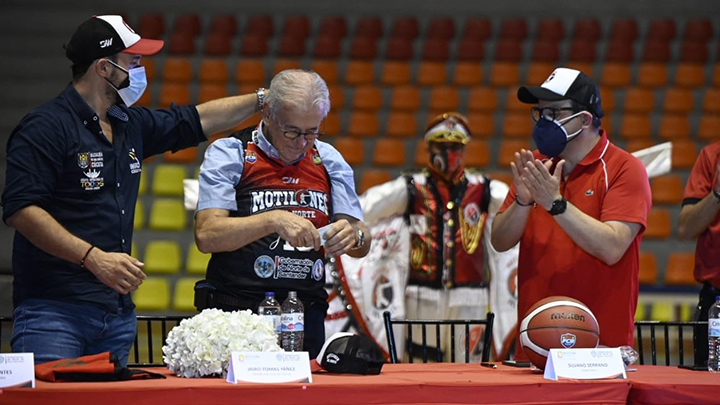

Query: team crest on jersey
254 255 275 278
460 203 483 254
245 151 257 164
77 152 90 169
561 333 577 348
312 259 324 281
312 152 322 165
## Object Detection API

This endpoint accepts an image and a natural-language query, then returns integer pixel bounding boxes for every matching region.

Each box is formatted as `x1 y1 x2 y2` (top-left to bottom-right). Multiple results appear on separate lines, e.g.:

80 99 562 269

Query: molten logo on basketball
550 312 585 322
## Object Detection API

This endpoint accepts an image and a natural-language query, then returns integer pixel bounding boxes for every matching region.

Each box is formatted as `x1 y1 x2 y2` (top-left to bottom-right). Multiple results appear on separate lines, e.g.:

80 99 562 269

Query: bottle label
281 313 304 332
262 314 281 334
710 318 720 337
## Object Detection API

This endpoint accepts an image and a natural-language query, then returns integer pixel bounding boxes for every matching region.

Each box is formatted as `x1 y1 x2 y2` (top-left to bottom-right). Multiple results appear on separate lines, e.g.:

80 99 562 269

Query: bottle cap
266 291 275 297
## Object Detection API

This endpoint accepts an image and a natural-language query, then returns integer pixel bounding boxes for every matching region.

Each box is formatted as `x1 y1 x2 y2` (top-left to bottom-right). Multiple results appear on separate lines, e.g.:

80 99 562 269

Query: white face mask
105 60 148 107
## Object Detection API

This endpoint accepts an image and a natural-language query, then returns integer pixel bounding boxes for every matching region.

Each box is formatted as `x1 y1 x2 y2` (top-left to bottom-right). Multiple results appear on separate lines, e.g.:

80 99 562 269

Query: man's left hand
522 159 565 210
322 219 358 257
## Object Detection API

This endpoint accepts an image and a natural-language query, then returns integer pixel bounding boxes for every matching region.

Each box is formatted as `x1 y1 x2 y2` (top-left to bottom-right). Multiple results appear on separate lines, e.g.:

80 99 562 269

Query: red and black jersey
206 128 332 306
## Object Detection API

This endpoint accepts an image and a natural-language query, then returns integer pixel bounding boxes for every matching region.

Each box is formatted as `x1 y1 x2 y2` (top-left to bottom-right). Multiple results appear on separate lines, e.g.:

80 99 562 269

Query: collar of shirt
575 130 610 167
62 83 129 127
253 121 307 165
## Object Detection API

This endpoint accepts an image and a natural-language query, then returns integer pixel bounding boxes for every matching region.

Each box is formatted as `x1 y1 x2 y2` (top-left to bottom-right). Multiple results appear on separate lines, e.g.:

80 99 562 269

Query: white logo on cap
326 353 340 364
99 38 113 48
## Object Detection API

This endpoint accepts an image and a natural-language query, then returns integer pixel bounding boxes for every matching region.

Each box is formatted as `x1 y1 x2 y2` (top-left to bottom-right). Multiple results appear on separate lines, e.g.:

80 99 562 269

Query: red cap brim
123 38 164 56
310 359 324 373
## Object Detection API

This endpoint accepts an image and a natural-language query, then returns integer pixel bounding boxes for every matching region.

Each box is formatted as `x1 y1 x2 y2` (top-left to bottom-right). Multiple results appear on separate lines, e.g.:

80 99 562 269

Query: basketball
519 296 600 370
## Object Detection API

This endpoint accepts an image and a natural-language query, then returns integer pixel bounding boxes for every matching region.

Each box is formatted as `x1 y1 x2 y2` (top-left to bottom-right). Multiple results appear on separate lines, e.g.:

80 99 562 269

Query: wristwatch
548 198 568 216
255 87 266 111
354 227 365 249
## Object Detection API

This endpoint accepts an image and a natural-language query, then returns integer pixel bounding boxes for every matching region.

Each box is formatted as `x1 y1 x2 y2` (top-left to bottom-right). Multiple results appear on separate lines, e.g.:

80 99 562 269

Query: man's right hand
84 248 146 295
511 149 535 205
272 210 321 250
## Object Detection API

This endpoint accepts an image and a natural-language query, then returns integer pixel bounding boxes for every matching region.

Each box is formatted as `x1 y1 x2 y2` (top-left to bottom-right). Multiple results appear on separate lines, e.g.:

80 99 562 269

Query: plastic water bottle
708 296 720 373
258 292 282 344
281 291 304 352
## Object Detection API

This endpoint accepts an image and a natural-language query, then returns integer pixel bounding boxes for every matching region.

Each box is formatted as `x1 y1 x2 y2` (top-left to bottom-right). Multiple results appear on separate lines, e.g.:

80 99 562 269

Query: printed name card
544 348 626 381
226 351 312 384
0 353 35 388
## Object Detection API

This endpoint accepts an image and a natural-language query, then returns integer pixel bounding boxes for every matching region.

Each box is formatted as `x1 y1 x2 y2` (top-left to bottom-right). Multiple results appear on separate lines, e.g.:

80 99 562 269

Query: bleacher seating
4 8 716 318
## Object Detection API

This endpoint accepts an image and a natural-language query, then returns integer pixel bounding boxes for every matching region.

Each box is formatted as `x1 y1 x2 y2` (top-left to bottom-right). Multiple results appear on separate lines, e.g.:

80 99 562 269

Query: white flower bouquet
162 308 282 378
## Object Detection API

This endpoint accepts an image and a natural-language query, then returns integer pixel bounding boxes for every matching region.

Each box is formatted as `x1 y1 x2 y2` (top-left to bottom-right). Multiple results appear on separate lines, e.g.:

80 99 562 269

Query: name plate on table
226 351 312 384
0 353 35 388
544 348 626 381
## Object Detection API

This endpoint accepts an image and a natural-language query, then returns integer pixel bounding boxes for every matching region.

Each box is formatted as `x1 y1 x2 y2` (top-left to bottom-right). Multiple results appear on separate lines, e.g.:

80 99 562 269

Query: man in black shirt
1 15 263 365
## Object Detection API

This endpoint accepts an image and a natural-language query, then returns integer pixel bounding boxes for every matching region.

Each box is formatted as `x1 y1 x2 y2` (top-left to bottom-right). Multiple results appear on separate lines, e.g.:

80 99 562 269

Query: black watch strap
548 198 568 216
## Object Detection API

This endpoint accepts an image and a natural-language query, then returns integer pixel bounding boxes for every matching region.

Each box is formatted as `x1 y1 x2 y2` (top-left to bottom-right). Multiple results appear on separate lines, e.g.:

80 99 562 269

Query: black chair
0 315 188 367
634 320 706 368
383 311 494 363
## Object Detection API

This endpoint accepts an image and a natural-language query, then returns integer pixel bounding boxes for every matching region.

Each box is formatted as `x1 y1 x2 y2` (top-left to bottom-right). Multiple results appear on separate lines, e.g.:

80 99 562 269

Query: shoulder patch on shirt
312 152 322 165
585 189 594 196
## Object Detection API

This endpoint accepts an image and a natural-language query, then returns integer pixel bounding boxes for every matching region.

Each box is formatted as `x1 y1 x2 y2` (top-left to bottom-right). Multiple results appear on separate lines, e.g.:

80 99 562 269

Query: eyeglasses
274 117 324 140
530 107 577 123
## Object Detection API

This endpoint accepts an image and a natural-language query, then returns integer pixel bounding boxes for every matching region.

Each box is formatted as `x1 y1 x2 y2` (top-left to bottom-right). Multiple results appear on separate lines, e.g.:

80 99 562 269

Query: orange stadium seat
235 59 265 88
664 252 696 286
310 60 339 85
618 114 651 140
389 85 421 112
381 37 414 86
359 170 393 194
142 58 156 82
332 138 364 166
167 31 196 55
599 86 615 113
197 83 228 104
600 41 633 88
162 57 192 83
351 85 383 111
282 15 311 40
209 14 237 37
417 38 450 86
390 16 419 40
327 85 345 110
464 140 490 168
489 39 522 87
625 139 655 153
682 18 713 42
136 13 165 39
198 59 229 84
385 111 418 138
566 39 596 77
638 251 658 285
348 111 379 137
344 37 377 85
467 87 498 112
373 139 407 167
702 88 720 113
650 174 684 205
498 139 530 167
244 15 274 38
159 83 191 108
466 112 495 138
571 19 601 42
461 18 492 42
671 140 698 169
453 38 484 86
662 87 694 114
204 32 233 56
427 17 456 40
698 114 720 142
354 16 384 39
674 42 708 88
622 88 654 114
644 208 672 239
319 16 348 38
635 39 671 90
173 14 201 37
414 141 428 167
535 18 565 43
501 112 532 138
647 19 676 42
322 112 341 137
526 40 560 85
498 18 528 41
428 86 460 114
657 114 690 141
609 18 638 42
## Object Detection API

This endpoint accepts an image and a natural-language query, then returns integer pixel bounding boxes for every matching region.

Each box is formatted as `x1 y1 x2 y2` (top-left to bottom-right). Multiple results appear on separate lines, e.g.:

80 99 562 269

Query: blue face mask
531 111 584 157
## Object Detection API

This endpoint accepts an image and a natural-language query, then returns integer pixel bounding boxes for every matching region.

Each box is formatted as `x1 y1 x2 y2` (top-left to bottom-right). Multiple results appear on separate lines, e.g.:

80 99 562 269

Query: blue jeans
11 299 136 366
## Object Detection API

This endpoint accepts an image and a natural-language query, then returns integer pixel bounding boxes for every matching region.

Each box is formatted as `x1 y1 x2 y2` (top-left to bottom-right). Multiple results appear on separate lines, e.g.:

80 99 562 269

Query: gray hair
265 69 331 119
